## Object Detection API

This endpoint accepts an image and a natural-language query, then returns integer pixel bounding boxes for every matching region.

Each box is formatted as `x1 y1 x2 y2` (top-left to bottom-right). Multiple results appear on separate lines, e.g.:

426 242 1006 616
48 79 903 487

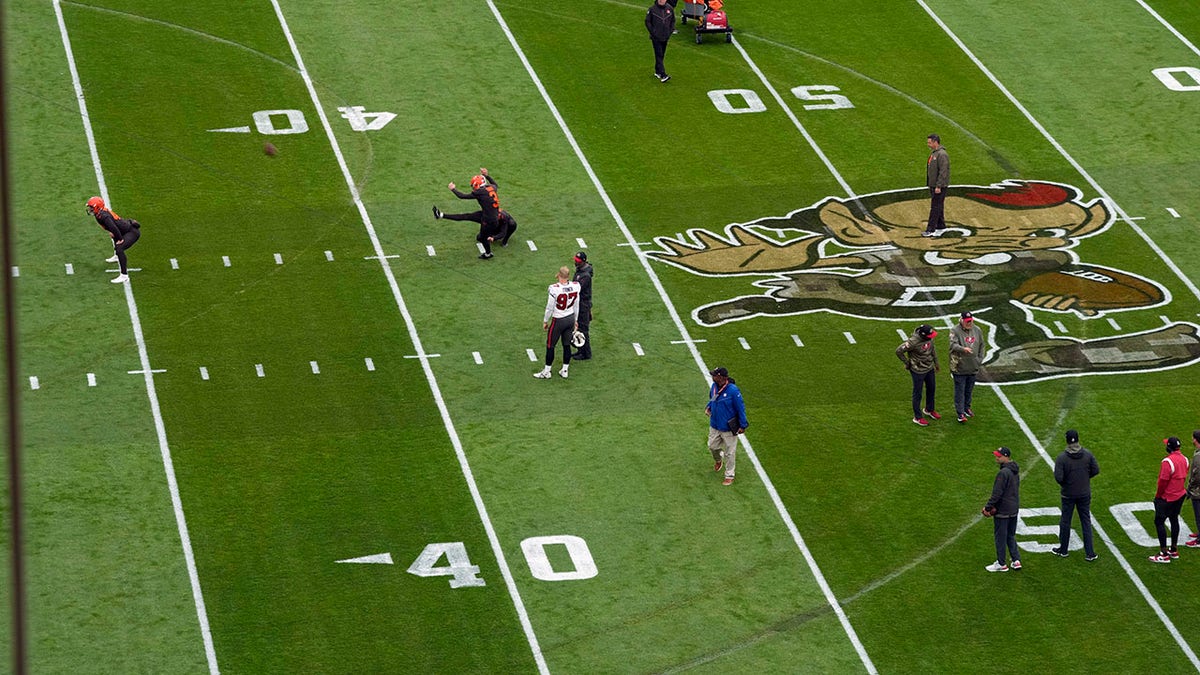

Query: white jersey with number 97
544 281 582 321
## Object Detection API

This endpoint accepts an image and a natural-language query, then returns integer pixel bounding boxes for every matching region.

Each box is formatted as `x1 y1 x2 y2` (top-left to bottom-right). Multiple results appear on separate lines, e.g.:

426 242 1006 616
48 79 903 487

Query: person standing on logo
645 0 675 83
1187 431 1200 549
896 323 940 426
949 311 982 423
705 367 748 486
1051 429 1100 562
983 446 1022 572
571 251 594 360
1149 436 1190 563
923 133 949 237
534 266 581 380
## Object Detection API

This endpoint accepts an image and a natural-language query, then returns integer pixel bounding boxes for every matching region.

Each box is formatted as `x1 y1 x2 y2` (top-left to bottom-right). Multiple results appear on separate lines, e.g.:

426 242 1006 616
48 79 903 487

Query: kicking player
535 266 580 379
87 196 140 283
432 167 517 259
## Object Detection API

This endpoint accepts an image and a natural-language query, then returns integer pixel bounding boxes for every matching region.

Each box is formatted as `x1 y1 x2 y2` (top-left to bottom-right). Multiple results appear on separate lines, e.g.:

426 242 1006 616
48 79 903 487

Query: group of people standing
895 311 983 425
984 429 1200 572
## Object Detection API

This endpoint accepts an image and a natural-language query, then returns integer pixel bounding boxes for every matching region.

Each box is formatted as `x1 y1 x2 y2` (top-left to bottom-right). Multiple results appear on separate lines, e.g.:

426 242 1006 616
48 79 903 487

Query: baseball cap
1165 436 1182 451
993 446 1011 458
1065 429 1079 444
961 311 974 321
574 251 587 263
917 324 937 339
709 366 728 378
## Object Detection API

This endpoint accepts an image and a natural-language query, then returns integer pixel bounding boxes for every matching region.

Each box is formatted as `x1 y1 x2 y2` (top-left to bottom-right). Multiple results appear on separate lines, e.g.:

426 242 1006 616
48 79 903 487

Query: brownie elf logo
646 181 1200 383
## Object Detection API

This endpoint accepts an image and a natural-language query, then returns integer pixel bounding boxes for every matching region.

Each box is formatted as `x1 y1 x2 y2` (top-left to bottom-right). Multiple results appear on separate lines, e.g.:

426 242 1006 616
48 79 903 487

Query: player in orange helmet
432 167 518 259
86 196 141 283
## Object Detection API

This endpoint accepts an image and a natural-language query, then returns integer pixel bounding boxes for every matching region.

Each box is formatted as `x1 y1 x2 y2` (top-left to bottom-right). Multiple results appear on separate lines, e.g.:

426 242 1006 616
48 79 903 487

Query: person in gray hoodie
896 323 940 426
1051 429 1100 561
983 446 1021 572
949 311 983 423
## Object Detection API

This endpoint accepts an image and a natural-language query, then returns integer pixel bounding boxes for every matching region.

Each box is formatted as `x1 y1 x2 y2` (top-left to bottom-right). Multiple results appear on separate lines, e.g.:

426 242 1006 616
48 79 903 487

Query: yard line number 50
407 535 598 588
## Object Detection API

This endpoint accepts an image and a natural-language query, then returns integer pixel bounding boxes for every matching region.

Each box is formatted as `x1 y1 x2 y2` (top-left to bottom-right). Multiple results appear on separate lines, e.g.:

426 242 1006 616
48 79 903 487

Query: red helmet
85 196 105 215
470 175 486 190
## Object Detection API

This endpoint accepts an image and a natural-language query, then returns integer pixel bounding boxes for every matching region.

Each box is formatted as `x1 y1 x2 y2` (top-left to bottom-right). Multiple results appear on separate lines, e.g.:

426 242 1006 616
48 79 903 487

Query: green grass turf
6 0 1200 672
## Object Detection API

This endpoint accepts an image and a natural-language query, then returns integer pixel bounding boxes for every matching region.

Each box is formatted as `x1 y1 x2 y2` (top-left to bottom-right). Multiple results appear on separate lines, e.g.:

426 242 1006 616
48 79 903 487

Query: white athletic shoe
559 365 569 379
984 561 1008 573
533 367 552 379
110 273 129 284
105 255 119 263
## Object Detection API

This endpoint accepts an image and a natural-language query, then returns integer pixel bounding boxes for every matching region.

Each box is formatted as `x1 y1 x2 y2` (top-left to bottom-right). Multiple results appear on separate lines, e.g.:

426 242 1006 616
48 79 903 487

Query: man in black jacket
1051 429 1100 561
645 0 675 83
983 446 1021 572
571 251 594 360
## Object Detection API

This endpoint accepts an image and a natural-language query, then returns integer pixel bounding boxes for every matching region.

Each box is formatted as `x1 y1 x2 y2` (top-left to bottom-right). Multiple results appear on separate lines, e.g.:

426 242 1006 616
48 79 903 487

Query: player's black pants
574 308 592 358
926 187 946 233
1058 494 1095 557
1154 496 1185 550
910 368 935 419
651 39 669 77
114 227 140 274
545 315 574 366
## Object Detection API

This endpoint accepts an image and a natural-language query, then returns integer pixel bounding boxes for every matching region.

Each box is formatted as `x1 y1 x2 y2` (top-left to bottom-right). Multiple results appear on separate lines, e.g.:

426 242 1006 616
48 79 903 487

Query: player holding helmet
432 167 517 259
86 196 140 283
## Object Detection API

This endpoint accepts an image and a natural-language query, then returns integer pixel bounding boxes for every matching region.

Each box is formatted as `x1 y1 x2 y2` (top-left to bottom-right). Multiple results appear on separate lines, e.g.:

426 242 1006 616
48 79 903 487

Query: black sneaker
1050 546 1069 558
1085 553 1099 562
478 252 494 260
432 206 443 219
660 74 671 83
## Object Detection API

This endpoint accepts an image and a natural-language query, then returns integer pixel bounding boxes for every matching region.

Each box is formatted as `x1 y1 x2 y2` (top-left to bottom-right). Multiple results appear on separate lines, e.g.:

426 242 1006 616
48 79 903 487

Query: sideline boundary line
52 1 220 672
268 2 548 673
485 3 878 673
918 1 1200 668
1135 0 1200 60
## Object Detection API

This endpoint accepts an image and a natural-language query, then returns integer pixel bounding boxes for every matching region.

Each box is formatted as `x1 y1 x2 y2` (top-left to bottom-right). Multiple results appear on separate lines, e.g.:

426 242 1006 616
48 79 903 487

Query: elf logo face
646 181 1200 383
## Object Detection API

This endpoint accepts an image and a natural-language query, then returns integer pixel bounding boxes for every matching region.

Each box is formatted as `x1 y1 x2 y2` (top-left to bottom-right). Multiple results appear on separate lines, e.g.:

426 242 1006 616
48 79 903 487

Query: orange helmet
470 175 486 190
85 196 105 215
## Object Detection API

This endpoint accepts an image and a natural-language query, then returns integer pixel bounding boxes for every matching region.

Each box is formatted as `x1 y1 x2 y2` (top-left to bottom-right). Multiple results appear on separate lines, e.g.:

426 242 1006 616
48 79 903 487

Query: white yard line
268 3 547 673
487 4 877 672
52 2 219 672
918 1 1200 667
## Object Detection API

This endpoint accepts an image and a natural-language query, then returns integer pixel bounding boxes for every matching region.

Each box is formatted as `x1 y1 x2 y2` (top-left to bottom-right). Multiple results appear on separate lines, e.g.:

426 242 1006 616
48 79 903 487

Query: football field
6 0 1200 672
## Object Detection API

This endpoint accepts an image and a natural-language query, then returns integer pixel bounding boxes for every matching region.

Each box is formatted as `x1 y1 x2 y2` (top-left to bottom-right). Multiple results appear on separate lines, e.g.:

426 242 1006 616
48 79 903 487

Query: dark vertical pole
0 2 28 672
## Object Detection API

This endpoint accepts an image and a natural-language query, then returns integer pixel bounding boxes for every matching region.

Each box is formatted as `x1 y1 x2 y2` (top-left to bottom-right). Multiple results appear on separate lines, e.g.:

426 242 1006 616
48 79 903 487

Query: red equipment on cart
680 0 732 44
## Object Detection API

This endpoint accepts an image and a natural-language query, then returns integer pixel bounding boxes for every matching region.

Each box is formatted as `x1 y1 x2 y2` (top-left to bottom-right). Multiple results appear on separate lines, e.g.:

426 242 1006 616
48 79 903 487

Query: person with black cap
949 311 983 423
1149 436 1190 563
1187 431 1200 549
983 446 1021 572
571 251 594 360
705 366 748 487
1051 429 1100 561
896 323 940 426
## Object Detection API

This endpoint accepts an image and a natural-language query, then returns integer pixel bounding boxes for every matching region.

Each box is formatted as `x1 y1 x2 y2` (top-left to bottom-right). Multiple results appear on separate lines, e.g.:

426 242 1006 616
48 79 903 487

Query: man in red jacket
1149 436 1190 563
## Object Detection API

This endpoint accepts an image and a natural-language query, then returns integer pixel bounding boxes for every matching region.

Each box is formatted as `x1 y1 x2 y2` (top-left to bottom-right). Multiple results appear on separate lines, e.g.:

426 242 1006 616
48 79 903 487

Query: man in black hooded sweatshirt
983 446 1021 572
1051 429 1100 561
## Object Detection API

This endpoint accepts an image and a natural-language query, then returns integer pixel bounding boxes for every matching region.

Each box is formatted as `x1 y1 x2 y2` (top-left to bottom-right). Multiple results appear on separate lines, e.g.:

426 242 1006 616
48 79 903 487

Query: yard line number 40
408 535 598 588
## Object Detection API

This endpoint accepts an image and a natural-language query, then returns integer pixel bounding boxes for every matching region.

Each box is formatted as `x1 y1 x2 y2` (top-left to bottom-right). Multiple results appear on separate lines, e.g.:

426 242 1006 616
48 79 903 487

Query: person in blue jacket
705 366 749 486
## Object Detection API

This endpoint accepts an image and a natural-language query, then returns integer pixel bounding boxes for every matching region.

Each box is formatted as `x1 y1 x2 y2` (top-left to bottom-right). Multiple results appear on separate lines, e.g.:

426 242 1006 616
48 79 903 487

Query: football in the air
1011 267 1162 310
263 142 278 156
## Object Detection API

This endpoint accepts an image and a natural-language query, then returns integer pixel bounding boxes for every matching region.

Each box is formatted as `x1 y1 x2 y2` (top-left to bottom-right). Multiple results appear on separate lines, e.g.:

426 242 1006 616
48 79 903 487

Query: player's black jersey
93 210 138 239
451 175 501 223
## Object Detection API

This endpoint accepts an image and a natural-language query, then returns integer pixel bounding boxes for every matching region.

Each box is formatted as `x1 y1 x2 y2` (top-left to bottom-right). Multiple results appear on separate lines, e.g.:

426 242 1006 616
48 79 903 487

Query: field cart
680 0 732 44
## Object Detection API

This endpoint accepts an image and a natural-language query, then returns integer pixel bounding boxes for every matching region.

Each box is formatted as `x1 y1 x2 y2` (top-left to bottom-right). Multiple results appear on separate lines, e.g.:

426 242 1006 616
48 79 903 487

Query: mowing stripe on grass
1135 0 1200 58
52 2 219 672
268 2 548 672
919 1 1200 667
487 2 878 672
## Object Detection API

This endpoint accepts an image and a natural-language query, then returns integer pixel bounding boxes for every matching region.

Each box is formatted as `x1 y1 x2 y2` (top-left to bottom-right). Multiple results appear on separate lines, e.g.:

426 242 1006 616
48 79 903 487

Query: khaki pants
708 427 738 479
